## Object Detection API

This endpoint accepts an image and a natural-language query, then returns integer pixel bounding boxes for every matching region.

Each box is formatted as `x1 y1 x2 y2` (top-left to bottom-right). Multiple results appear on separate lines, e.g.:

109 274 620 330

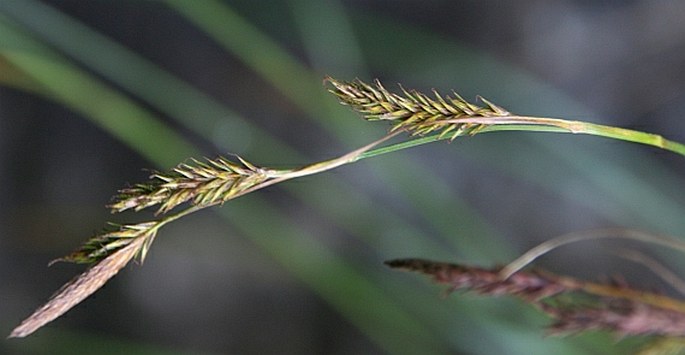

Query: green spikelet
326 77 510 140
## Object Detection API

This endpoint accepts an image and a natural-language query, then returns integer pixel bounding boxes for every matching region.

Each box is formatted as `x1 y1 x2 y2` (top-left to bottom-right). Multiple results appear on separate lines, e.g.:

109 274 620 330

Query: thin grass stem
439 116 685 157
500 228 685 279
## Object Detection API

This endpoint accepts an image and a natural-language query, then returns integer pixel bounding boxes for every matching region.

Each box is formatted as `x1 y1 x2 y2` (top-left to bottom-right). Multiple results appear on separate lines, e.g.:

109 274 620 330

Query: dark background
2 1 685 354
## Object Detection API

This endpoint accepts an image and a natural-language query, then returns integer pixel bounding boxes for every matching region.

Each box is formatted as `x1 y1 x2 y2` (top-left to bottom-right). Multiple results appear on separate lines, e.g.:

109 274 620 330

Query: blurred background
2 1 685 354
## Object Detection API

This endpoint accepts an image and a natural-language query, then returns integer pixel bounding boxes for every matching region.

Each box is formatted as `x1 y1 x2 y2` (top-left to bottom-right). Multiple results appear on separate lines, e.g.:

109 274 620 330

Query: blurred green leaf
2 1 675 354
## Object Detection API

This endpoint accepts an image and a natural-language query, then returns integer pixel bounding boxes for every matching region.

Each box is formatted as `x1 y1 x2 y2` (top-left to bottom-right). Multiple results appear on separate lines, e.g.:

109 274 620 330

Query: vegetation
3 2 685 354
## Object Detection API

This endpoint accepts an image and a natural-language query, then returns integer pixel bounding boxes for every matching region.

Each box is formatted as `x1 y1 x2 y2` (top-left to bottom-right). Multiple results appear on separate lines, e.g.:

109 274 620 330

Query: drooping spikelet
9 235 148 338
386 258 685 338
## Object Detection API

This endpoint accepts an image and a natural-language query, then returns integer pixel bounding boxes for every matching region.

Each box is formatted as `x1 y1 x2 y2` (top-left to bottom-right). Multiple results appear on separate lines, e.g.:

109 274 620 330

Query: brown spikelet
9 236 146 338
386 258 685 337
385 259 571 301
544 300 685 337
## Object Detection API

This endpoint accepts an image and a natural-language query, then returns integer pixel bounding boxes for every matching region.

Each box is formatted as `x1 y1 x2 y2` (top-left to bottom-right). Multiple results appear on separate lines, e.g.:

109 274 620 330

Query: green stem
158 116 685 230
357 135 448 160
580 121 685 156
357 116 685 162
443 116 685 157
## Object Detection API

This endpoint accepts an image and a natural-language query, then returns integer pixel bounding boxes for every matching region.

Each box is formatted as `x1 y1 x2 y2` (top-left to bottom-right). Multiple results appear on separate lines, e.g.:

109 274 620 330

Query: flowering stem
500 228 685 279
446 116 685 156
14 77 685 339
356 118 685 162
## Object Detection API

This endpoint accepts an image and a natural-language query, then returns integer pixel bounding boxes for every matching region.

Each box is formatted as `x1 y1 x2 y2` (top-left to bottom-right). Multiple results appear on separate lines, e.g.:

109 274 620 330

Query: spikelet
386 258 685 337
9 235 149 338
110 156 272 215
326 77 509 140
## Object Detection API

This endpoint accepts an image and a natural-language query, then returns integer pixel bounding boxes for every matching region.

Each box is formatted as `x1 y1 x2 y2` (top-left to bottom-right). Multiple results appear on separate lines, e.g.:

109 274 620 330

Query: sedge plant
9 78 685 353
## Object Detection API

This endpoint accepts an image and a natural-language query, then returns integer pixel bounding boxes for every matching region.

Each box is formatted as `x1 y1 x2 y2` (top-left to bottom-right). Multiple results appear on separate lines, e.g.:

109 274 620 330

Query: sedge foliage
10 78 685 347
